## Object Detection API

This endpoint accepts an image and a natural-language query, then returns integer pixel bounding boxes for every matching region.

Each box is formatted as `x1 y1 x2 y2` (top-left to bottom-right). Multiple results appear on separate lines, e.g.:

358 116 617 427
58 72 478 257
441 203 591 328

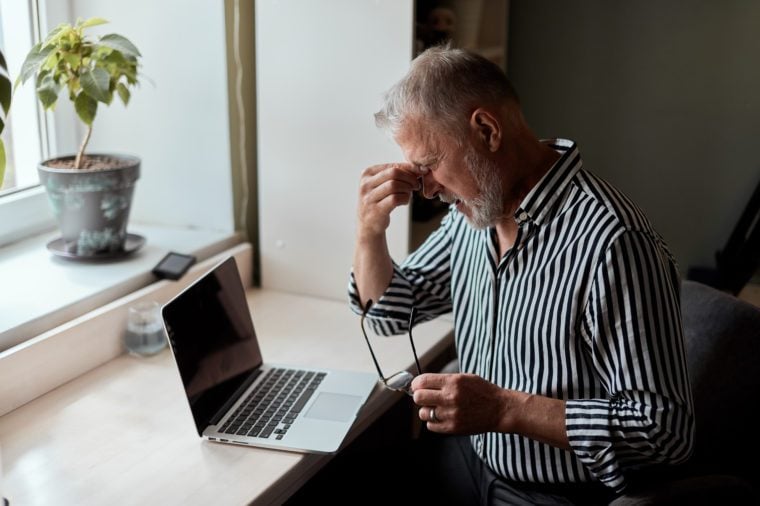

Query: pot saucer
47 233 146 261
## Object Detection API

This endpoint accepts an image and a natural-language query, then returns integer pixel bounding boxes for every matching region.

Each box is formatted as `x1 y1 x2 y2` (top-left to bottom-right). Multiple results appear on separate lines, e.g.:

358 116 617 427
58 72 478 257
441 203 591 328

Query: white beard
459 147 505 229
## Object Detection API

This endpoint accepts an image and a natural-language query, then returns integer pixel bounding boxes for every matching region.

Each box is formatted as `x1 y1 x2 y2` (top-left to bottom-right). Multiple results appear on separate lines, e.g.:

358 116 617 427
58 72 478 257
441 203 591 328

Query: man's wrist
500 388 530 434
355 228 386 247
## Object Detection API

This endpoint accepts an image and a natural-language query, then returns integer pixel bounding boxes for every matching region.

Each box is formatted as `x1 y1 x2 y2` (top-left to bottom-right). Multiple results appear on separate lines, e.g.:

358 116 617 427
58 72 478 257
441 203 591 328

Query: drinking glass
124 300 167 356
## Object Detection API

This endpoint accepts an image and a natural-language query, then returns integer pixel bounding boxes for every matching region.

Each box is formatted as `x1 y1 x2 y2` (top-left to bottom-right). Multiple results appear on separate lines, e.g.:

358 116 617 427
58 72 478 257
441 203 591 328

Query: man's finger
362 162 415 178
412 389 443 407
411 372 449 391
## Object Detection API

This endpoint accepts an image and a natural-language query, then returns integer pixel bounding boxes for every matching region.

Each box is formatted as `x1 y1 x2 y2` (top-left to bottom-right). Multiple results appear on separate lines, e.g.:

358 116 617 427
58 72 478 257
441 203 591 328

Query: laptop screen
162 257 263 433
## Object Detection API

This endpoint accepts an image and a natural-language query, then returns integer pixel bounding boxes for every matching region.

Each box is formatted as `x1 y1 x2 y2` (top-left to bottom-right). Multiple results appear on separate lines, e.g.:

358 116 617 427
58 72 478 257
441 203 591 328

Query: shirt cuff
347 265 412 336
566 399 626 492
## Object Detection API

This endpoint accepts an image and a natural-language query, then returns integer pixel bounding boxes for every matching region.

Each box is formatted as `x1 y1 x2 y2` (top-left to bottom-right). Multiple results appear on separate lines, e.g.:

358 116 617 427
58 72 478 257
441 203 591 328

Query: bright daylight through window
0 0 54 246
0 3 44 196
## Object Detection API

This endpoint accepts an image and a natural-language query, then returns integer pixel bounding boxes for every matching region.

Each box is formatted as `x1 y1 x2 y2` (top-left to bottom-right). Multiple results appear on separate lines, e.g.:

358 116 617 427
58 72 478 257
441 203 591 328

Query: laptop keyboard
218 368 326 440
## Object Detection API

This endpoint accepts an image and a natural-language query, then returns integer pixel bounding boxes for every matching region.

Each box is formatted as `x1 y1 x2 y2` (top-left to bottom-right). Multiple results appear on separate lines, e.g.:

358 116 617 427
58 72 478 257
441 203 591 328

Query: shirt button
519 212 528 221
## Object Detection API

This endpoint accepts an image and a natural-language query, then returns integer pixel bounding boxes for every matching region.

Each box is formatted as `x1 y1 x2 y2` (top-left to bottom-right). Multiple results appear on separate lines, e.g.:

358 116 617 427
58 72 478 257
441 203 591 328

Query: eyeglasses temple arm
408 307 423 376
361 300 388 384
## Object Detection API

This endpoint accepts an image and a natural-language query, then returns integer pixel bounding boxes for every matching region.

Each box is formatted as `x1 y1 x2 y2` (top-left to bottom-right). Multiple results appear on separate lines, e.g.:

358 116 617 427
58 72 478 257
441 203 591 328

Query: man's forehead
395 121 444 163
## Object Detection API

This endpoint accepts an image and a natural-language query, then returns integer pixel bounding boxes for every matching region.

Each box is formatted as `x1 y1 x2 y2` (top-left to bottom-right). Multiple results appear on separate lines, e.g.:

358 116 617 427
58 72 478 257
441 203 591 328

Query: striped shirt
348 139 695 492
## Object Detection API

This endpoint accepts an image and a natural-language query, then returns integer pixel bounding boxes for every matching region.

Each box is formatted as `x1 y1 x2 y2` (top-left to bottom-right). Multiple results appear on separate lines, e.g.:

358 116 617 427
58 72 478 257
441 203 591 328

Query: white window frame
0 0 56 247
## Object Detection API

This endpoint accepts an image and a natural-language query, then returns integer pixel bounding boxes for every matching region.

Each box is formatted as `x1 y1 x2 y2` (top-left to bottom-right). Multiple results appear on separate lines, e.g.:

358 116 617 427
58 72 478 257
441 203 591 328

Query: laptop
161 255 378 454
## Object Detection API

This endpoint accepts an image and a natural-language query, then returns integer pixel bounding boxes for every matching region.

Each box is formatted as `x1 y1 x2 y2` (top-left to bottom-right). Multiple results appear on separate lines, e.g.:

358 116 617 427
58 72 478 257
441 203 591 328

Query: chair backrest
680 280 760 482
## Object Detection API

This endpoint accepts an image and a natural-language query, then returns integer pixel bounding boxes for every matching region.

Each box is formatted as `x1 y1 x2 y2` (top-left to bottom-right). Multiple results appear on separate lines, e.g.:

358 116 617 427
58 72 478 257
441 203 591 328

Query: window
0 0 55 246
0 1 238 352
0 1 44 194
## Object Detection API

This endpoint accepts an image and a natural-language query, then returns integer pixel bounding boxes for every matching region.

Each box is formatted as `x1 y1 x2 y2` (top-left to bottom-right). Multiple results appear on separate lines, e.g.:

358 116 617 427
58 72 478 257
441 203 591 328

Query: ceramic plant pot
38 153 140 257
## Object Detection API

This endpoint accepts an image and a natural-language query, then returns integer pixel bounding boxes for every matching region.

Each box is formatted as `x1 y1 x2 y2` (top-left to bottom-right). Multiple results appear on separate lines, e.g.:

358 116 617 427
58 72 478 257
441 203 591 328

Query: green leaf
0 72 10 115
36 73 59 109
101 49 126 66
116 82 130 105
41 49 60 72
17 43 54 85
79 17 109 29
0 141 6 187
43 23 69 46
80 67 110 103
37 89 58 109
74 91 97 125
62 52 81 69
0 50 6 72
98 34 141 57
35 68 50 88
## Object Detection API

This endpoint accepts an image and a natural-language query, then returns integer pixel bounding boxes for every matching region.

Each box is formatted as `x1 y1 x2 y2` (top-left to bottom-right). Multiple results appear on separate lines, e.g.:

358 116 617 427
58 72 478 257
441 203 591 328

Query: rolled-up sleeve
566 229 696 491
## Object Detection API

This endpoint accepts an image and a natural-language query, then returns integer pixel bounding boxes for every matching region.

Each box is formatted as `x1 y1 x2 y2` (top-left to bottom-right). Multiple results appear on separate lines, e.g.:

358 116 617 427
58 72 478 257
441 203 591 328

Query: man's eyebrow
412 156 437 167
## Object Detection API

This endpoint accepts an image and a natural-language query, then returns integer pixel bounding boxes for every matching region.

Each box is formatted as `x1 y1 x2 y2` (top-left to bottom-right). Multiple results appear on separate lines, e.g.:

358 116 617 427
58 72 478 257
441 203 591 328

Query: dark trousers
418 431 616 506
286 409 616 505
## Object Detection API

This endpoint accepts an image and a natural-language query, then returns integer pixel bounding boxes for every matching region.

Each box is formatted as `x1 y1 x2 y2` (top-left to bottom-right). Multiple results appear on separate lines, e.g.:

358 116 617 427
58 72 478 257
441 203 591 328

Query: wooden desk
0 289 453 505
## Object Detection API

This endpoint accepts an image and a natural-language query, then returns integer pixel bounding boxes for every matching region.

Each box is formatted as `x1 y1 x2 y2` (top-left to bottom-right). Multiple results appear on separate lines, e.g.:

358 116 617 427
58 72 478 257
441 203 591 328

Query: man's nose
420 173 440 200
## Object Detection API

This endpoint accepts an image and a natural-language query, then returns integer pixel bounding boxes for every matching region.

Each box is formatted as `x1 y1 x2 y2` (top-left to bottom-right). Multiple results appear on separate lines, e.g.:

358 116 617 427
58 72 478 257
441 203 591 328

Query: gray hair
375 44 519 141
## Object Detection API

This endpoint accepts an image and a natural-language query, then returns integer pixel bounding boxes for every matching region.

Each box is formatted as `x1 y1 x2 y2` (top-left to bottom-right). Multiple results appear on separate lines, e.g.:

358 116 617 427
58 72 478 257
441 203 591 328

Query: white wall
508 0 760 275
50 0 234 233
256 0 413 300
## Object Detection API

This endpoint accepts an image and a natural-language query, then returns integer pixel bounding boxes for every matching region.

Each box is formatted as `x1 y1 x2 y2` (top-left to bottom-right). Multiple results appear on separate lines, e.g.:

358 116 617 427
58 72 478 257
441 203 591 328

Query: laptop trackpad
305 392 362 422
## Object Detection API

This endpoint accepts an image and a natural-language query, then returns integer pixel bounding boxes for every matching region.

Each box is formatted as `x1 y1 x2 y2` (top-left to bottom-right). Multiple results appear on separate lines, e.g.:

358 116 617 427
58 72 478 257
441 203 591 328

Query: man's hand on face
357 163 428 240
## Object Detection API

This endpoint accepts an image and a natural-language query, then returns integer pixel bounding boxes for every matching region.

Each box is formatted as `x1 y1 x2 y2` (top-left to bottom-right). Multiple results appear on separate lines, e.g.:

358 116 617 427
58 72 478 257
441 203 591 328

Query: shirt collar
514 139 582 227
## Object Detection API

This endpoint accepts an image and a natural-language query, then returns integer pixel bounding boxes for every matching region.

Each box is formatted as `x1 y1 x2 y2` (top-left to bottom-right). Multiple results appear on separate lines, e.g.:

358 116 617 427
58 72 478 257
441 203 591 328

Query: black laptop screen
162 256 263 434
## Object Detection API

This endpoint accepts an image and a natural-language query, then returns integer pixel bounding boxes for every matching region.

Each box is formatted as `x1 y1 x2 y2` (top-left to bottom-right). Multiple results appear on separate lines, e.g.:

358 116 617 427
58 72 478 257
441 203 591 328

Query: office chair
611 280 760 504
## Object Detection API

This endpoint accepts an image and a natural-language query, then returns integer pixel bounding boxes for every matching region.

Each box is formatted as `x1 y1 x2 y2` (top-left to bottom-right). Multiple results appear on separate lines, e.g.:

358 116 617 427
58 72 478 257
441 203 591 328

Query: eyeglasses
360 300 422 396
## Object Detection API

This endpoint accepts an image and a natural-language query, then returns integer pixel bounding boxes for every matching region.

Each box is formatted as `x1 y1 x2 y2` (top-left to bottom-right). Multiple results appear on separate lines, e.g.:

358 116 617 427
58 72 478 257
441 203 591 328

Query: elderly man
348 45 695 505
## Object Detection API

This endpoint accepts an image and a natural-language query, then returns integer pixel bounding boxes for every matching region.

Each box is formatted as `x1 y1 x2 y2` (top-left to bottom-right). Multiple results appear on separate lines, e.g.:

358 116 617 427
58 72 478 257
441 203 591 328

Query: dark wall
507 0 760 274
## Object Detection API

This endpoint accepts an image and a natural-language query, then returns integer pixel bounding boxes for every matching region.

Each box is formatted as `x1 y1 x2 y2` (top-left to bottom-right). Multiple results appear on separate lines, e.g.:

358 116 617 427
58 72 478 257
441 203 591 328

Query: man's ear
469 108 501 152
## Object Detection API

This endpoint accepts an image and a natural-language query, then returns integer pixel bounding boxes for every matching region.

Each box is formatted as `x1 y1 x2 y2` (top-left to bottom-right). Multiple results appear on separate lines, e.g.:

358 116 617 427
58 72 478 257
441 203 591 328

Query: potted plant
17 17 143 258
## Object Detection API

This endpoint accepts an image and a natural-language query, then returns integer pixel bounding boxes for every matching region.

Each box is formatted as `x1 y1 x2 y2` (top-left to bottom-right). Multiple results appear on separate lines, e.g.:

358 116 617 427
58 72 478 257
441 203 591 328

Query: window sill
0 222 243 352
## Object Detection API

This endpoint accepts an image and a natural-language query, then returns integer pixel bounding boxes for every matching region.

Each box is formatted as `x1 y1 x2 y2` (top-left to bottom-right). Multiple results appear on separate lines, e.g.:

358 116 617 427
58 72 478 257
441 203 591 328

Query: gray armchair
611 280 760 504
